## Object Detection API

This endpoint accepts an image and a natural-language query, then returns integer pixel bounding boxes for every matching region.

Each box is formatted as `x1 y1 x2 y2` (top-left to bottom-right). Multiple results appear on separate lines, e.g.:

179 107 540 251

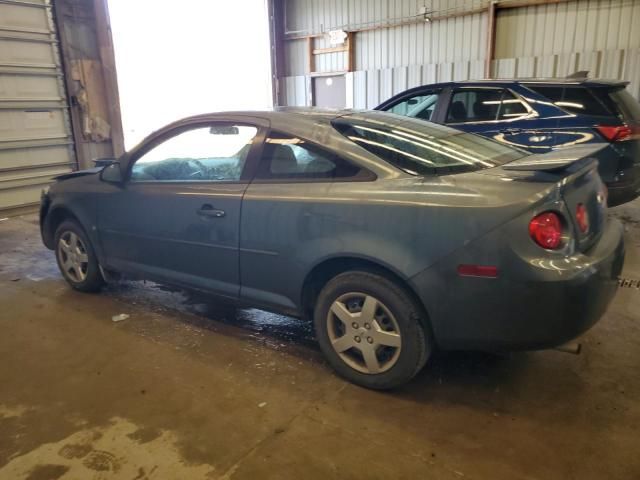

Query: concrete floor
0 203 639 480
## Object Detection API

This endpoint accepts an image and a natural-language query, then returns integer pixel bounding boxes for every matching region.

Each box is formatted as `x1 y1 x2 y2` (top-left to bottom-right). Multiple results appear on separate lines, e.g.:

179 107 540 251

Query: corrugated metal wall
495 0 640 58
493 0 640 98
280 0 640 108
0 0 76 213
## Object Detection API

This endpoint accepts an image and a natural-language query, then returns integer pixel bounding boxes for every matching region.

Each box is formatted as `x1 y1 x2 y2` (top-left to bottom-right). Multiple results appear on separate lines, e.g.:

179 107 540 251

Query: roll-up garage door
0 0 76 214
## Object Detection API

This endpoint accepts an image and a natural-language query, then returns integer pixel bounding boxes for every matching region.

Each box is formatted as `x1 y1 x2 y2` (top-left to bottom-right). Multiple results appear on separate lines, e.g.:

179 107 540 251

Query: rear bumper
412 219 625 351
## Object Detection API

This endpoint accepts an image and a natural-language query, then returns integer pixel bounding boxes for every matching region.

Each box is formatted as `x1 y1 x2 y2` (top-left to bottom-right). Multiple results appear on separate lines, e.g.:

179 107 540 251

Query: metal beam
496 0 570 9
267 0 286 106
283 0 573 41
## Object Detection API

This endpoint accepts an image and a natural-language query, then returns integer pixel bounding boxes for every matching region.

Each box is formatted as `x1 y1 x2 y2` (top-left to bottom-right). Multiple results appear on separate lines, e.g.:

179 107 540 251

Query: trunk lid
491 145 608 252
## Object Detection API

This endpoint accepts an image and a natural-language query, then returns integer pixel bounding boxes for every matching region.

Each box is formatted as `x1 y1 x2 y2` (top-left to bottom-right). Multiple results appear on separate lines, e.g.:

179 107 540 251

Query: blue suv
376 78 640 206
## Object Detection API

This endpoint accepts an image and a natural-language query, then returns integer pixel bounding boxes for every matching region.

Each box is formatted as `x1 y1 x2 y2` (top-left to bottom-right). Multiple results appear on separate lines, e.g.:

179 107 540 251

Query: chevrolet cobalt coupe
376 78 640 206
40 109 625 389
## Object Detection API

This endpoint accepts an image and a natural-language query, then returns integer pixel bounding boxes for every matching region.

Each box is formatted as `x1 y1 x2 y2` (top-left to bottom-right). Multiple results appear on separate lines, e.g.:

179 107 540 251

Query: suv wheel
314 271 431 389
54 220 104 292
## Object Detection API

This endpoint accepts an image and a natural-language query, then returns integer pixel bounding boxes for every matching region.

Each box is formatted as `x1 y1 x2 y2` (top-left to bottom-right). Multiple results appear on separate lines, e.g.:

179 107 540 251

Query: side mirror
100 162 123 183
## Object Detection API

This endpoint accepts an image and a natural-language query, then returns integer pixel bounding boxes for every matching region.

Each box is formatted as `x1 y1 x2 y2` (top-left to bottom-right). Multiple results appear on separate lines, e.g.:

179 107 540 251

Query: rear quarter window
525 85 613 117
333 117 527 176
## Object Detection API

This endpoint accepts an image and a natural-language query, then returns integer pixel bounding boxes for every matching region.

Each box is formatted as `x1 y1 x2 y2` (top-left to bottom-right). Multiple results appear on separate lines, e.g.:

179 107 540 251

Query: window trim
249 129 376 184
445 87 534 126
125 122 267 184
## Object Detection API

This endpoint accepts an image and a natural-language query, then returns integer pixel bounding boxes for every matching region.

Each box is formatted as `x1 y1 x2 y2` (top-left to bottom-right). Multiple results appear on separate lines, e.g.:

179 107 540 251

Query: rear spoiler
502 144 607 172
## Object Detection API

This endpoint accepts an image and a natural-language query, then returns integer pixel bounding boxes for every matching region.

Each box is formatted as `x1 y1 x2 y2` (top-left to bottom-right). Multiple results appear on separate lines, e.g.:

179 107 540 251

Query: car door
442 86 567 153
239 129 373 312
98 120 266 298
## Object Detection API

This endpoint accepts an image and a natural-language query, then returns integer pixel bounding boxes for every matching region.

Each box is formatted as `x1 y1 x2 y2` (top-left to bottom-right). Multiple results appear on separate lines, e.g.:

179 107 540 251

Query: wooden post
347 32 355 72
485 1 497 78
306 37 315 74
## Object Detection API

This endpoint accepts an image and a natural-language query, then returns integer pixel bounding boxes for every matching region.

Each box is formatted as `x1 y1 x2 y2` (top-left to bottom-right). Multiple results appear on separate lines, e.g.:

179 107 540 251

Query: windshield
333 114 527 176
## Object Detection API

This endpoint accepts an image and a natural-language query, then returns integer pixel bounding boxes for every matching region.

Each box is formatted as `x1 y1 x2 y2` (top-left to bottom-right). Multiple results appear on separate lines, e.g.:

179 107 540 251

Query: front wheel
54 220 104 292
314 271 431 390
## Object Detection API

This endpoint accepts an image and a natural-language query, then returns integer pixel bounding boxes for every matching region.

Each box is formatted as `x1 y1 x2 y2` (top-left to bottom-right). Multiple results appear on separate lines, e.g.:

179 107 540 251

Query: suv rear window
525 85 616 117
599 87 640 123
333 115 527 176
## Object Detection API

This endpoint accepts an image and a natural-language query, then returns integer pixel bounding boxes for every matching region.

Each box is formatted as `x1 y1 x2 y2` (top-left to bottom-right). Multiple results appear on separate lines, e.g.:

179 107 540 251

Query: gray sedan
40 108 625 389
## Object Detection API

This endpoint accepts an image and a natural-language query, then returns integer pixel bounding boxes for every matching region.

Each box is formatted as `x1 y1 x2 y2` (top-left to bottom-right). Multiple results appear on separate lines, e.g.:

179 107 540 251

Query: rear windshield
525 84 640 122
333 115 527 176
605 88 640 123
525 85 612 116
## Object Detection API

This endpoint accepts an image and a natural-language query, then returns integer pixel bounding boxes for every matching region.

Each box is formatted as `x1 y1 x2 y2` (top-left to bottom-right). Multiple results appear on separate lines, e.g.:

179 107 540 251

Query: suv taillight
596 124 640 142
529 212 563 249
576 203 589 233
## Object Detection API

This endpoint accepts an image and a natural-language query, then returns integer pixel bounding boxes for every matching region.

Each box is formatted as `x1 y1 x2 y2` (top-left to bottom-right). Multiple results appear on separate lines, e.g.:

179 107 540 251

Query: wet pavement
0 203 639 479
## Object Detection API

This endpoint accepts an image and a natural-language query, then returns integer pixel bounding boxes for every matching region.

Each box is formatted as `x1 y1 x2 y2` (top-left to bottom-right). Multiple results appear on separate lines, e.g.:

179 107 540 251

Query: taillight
596 124 640 142
575 203 589 233
529 212 563 249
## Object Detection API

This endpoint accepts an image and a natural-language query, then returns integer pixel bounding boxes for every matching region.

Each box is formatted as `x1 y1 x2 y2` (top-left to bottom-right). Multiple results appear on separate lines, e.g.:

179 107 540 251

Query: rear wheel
314 271 431 389
54 220 104 292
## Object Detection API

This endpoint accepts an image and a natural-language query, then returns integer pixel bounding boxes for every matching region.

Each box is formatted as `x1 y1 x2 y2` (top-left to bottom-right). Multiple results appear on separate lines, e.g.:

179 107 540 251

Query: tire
54 220 104 292
313 271 431 390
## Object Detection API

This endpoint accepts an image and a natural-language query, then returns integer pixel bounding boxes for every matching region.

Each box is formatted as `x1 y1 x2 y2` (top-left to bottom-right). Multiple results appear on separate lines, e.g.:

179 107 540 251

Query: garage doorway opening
108 0 272 149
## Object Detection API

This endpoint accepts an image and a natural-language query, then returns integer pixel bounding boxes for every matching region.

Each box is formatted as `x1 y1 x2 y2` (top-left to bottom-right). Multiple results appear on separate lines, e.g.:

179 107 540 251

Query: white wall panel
282 0 640 106
495 0 640 59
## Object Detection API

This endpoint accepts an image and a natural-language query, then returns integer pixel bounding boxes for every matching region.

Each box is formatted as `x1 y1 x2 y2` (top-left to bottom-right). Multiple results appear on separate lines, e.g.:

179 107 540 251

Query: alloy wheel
326 292 402 374
57 231 89 283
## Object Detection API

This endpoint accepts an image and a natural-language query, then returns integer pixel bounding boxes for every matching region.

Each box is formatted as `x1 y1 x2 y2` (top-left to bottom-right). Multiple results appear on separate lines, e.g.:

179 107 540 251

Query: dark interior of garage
1 1 639 478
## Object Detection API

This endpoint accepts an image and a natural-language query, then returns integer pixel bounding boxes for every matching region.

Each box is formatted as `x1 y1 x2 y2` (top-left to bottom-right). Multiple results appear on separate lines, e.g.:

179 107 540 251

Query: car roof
409 77 628 89
145 107 419 132
128 107 453 158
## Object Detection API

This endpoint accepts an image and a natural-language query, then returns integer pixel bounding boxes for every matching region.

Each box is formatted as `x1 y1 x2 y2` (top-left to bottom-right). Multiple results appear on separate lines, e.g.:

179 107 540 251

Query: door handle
197 204 225 218
500 128 522 134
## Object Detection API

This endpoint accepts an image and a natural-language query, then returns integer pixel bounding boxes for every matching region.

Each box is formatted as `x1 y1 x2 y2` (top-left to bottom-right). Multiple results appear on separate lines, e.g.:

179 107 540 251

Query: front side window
387 92 440 121
130 125 257 182
333 115 527 176
255 131 361 180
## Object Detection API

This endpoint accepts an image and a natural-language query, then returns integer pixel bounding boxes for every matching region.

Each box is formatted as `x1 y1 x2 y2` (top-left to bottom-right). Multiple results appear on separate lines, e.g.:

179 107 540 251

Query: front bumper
411 219 625 352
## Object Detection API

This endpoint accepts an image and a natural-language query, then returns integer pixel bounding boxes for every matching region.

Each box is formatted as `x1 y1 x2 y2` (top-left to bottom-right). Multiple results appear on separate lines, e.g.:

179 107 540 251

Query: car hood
54 167 103 181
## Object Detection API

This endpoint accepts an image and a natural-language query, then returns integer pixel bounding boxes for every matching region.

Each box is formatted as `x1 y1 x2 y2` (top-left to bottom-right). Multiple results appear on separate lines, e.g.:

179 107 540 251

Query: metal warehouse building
272 0 640 108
